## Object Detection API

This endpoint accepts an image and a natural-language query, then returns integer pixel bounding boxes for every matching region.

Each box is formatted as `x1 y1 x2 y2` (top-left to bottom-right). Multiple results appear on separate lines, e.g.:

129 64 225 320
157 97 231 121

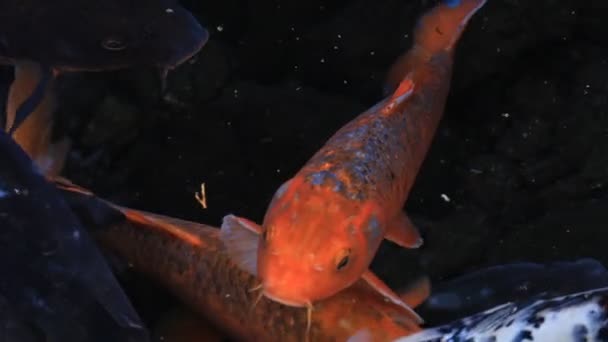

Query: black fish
0 0 208 73
0 0 209 153
0 130 149 342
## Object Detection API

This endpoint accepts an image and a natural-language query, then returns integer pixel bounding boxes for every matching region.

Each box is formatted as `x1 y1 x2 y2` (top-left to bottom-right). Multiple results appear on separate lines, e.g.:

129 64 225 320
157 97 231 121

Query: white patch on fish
393 286 608 342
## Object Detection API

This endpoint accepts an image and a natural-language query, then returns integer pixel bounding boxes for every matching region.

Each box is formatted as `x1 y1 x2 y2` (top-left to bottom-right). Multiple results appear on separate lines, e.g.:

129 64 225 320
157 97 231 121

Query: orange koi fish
220 0 487 321
55 179 429 342
153 307 226 342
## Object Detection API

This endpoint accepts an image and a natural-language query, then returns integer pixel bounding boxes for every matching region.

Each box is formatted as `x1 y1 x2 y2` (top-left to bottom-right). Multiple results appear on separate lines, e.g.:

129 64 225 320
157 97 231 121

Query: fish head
63 0 208 70
0 0 208 71
255 177 381 307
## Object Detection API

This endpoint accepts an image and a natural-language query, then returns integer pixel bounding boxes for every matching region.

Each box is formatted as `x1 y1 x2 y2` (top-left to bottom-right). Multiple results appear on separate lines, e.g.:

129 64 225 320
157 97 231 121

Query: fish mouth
263 290 308 308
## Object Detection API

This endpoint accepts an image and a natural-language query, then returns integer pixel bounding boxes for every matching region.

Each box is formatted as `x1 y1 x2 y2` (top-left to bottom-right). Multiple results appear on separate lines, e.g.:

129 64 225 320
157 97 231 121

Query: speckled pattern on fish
395 286 608 342
299 55 451 206
219 0 488 316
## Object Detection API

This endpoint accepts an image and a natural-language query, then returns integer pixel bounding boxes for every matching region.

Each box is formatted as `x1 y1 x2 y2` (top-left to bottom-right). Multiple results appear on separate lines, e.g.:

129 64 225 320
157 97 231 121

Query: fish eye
335 249 351 271
101 37 127 51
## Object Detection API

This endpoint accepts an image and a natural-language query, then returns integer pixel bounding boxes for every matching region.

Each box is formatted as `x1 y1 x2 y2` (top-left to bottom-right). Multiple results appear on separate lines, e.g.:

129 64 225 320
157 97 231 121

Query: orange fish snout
258 246 366 308
259 254 327 307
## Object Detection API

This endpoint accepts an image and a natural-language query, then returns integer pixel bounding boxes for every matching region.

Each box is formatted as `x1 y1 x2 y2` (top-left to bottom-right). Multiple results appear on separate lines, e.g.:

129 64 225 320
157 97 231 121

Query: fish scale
395 287 608 342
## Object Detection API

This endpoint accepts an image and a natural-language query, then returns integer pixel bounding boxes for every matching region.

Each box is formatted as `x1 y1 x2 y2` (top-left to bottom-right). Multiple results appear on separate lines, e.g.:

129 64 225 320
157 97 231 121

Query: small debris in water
195 182 208 209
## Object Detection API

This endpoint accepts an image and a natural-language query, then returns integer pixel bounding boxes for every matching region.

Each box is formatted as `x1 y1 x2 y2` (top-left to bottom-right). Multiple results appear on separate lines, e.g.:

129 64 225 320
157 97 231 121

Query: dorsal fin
380 76 415 116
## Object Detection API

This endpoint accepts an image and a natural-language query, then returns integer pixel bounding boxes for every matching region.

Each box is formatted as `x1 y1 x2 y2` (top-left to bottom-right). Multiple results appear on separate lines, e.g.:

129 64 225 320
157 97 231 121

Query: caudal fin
413 0 487 55
384 0 487 94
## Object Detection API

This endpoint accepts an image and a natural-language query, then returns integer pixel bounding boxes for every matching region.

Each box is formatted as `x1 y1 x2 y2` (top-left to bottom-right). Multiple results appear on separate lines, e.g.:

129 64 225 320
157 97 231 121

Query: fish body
347 260 608 342
56 182 425 342
220 0 487 314
393 286 608 342
417 259 608 326
0 131 148 341
152 307 226 342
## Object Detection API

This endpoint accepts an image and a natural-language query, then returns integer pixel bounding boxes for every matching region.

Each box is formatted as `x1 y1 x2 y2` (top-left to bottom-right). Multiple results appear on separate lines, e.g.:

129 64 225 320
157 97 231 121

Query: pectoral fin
383 50 414 96
385 212 423 249
361 270 424 324
219 215 262 276
398 276 431 308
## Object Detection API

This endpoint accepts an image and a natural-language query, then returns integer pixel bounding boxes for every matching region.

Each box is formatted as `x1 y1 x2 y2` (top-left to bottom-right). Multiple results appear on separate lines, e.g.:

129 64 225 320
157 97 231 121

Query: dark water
2 0 608 339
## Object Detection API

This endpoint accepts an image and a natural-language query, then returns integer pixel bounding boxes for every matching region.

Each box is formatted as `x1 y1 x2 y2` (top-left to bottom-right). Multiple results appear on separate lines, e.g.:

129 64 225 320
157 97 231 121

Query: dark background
3 0 607 335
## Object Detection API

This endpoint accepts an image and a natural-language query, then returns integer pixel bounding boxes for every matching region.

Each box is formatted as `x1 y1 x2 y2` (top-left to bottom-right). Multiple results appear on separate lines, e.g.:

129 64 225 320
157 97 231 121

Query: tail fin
384 0 487 94
414 0 487 55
